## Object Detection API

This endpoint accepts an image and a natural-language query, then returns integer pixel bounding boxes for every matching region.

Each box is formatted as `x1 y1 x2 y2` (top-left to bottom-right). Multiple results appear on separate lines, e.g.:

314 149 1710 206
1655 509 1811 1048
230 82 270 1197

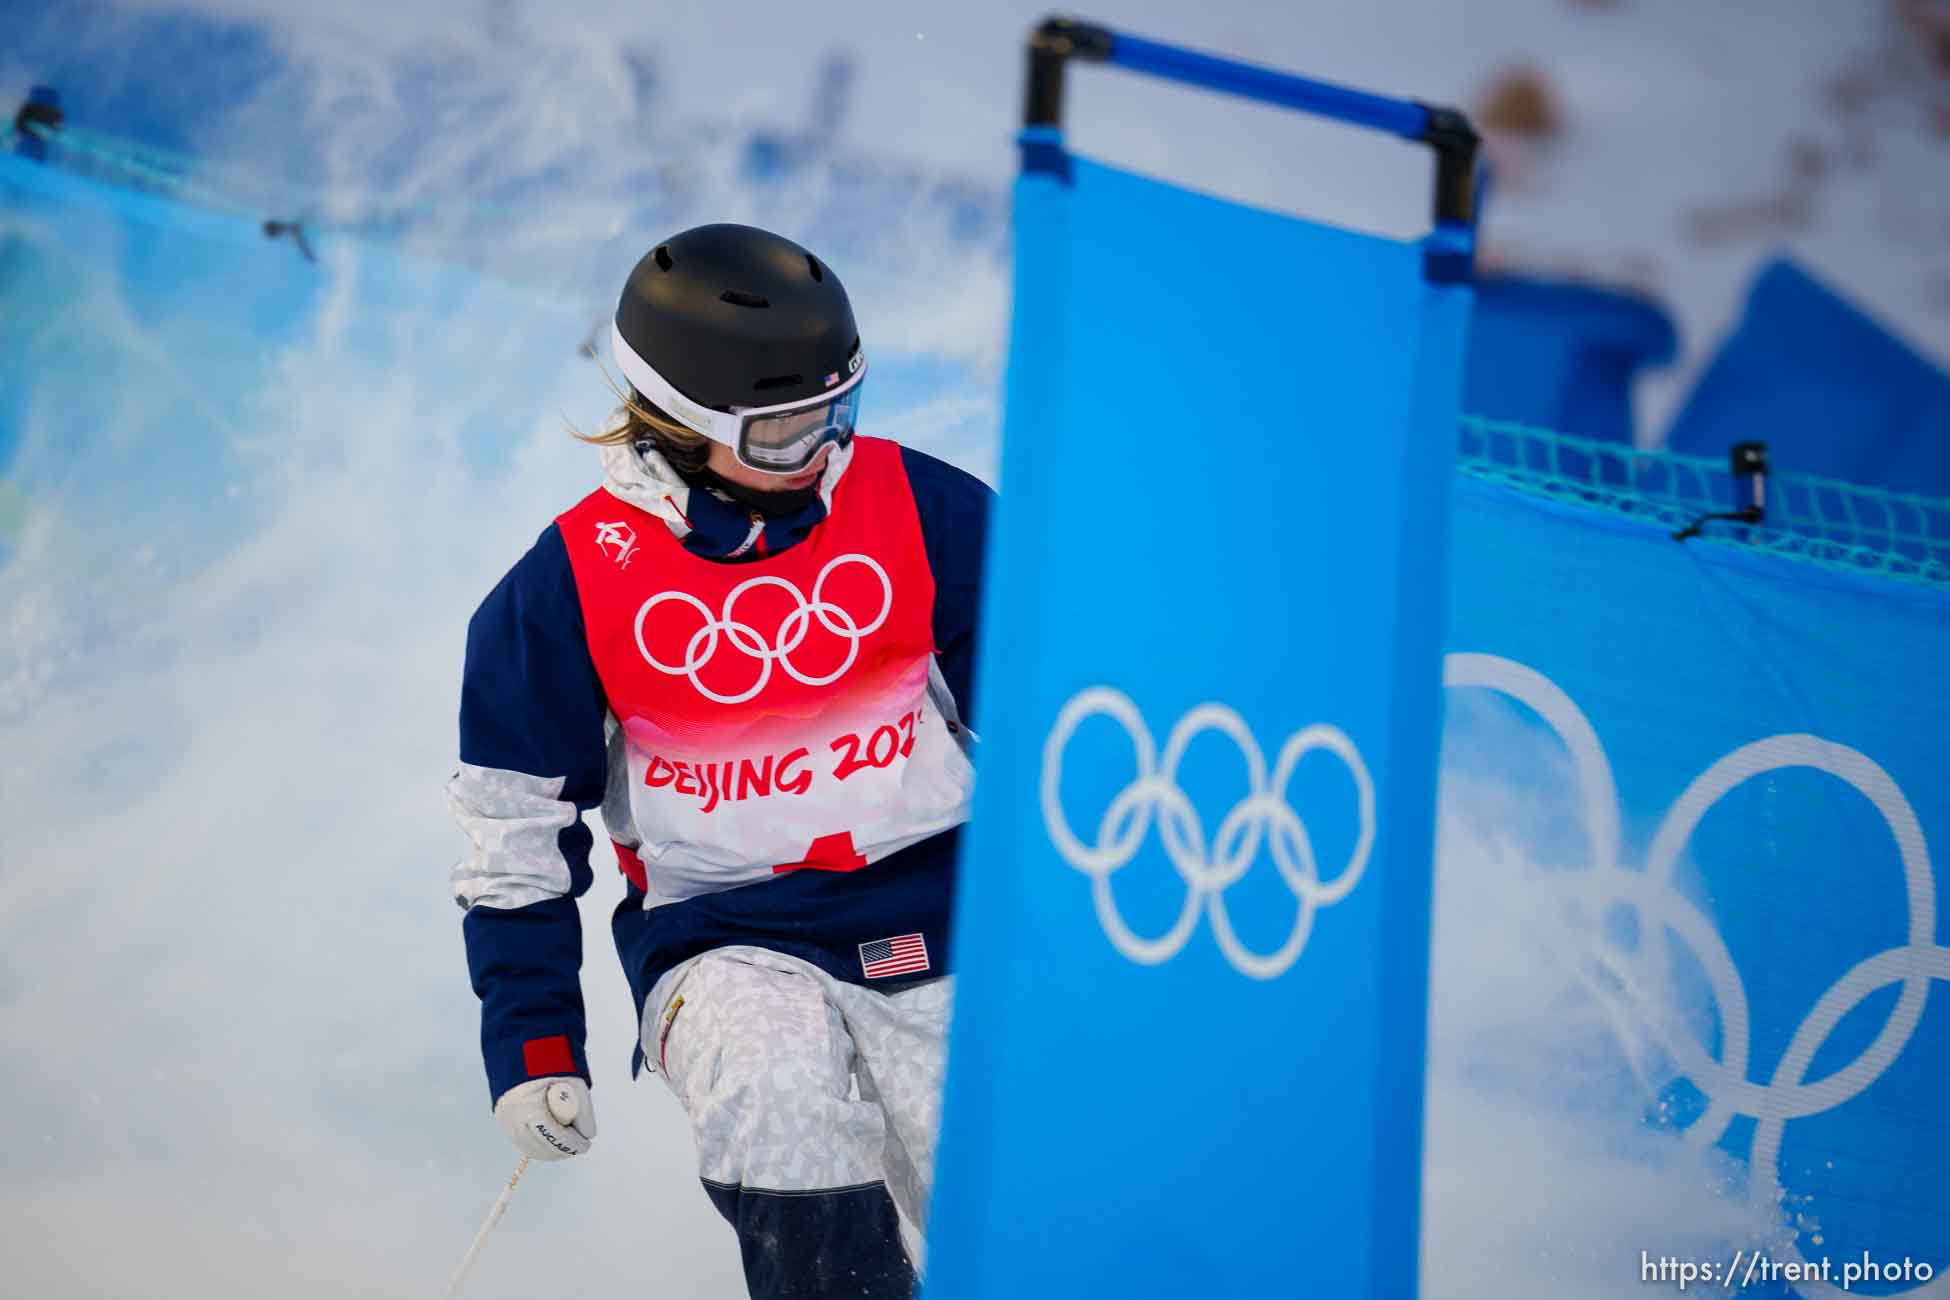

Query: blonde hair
575 369 712 474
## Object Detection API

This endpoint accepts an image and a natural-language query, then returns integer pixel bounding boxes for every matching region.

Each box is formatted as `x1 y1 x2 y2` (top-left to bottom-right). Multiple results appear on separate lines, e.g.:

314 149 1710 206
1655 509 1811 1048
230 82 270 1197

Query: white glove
494 1077 595 1161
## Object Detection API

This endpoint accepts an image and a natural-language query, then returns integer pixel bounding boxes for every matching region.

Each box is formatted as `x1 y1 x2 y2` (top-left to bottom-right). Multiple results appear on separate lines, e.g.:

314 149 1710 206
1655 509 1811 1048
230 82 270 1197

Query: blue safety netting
0 143 592 573
1459 416 1950 588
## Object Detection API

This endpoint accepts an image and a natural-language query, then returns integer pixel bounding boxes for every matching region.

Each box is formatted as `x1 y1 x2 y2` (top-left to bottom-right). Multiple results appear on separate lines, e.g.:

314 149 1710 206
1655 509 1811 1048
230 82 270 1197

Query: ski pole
444 1082 581 1299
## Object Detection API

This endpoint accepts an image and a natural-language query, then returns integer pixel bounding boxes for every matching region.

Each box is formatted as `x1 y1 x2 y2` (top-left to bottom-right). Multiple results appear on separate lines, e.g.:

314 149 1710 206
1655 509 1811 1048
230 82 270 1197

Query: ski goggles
611 321 865 476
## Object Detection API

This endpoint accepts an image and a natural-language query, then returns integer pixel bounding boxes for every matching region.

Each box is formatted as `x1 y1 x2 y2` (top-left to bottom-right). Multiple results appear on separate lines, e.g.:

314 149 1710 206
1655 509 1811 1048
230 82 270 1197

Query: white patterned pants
643 945 952 1299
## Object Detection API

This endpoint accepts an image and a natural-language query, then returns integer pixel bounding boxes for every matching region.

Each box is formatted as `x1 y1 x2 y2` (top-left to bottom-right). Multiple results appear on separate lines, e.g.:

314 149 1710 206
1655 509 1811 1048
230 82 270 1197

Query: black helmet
611 224 866 475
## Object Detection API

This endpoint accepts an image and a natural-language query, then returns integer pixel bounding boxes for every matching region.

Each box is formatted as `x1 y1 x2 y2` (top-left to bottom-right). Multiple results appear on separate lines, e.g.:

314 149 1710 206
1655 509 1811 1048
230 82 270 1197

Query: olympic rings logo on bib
633 554 893 705
1040 686 1375 980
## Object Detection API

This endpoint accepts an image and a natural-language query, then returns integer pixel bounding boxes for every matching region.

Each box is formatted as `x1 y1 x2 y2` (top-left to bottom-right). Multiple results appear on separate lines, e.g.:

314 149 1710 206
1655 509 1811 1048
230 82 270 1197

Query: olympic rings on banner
1444 652 1948 1300
1040 686 1375 980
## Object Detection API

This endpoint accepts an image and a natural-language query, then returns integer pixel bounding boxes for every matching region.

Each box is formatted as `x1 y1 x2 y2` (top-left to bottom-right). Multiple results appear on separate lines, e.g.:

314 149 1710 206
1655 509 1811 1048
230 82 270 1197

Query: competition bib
558 437 974 902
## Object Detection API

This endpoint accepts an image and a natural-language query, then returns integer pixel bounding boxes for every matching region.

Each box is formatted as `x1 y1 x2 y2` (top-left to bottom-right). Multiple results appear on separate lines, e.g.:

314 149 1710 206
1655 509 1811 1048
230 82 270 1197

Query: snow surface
0 1 1944 1296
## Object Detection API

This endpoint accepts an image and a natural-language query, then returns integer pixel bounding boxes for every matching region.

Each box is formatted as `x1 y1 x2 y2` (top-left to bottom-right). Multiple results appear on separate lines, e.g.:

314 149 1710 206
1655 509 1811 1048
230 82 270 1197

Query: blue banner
1435 477 1950 1294
926 148 1469 1298
1464 275 1676 445
1665 258 1950 498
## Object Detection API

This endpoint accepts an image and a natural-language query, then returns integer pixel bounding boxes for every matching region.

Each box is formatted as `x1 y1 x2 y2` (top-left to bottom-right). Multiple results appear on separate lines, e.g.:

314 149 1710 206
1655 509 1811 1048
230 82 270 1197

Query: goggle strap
610 321 742 447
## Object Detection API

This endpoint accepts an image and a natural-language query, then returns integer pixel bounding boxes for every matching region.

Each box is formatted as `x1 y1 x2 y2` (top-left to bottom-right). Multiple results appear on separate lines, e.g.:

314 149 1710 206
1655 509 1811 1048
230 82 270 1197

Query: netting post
11 86 62 161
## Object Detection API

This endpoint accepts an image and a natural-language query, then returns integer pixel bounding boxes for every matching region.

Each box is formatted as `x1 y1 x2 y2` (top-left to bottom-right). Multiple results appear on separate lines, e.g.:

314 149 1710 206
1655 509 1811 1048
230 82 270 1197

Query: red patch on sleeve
522 1035 575 1078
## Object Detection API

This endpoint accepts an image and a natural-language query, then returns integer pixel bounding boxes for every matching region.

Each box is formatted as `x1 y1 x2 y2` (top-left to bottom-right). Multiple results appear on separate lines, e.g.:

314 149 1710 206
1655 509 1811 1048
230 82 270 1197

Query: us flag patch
858 932 930 979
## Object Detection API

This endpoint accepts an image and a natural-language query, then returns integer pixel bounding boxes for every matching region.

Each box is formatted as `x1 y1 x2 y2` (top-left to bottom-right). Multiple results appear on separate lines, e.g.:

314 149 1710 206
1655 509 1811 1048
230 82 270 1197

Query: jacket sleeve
900 445 996 729
447 523 610 1107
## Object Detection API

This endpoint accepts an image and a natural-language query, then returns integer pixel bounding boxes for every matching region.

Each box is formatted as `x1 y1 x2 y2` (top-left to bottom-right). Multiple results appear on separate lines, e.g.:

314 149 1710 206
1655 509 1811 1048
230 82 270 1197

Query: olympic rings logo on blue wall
1039 686 1375 980
1447 653 1947 1300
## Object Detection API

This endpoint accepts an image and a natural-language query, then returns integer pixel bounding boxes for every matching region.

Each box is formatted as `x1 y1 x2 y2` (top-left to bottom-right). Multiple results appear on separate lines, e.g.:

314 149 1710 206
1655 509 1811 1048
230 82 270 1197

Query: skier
449 223 992 1299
